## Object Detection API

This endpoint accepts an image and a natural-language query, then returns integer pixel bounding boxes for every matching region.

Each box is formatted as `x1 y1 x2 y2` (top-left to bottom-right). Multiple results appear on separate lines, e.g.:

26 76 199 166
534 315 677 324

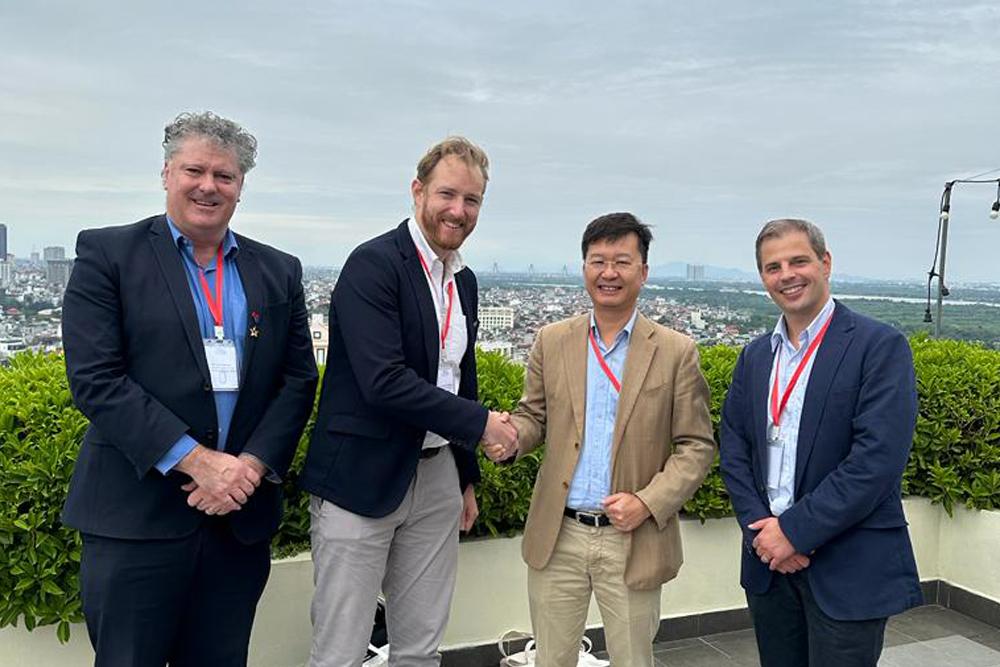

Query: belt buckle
576 510 602 527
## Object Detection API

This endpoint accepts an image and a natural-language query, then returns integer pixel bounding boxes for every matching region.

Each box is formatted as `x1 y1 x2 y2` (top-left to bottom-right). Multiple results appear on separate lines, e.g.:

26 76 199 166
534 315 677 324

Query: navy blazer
719 302 923 621
299 221 487 518
61 215 318 545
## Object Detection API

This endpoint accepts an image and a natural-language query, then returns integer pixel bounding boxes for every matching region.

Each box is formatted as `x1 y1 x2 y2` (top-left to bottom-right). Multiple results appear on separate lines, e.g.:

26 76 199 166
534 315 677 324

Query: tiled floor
591 606 1000 666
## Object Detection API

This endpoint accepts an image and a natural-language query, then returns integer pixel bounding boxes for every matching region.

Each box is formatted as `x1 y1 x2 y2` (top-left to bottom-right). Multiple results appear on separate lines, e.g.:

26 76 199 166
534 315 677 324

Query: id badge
203 338 240 391
766 442 783 490
437 363 457 392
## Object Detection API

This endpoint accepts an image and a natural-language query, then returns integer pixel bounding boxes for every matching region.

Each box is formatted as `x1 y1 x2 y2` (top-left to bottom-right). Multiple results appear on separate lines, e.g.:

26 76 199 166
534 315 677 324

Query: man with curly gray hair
61 111 318 666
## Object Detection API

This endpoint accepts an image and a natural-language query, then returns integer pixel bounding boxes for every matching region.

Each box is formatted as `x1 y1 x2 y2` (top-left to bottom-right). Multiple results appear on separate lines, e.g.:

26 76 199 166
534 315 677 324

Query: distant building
0 338 27 360
690 310 706 330
480 306 514 331
686 264 705 281
43 246 66 262
0 260 11 289
0 223 6 259
479 340 514 359
46 258 74 288
30 250 40 265
309 312 329 366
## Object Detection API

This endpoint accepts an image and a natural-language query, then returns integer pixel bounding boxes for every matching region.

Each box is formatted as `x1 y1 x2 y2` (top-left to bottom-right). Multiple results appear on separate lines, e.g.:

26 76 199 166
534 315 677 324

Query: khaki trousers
308 446 462 667
527 517 660 667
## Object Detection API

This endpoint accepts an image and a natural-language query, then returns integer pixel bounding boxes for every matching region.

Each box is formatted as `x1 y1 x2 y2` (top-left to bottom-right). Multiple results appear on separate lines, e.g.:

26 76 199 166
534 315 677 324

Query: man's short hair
163 111 258 175
415 136 490 189
754 218 828 271
581 212 654 264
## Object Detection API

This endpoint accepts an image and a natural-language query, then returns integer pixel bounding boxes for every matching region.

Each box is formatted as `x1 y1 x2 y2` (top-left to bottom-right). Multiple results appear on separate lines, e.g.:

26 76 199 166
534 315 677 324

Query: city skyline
2 1 999 281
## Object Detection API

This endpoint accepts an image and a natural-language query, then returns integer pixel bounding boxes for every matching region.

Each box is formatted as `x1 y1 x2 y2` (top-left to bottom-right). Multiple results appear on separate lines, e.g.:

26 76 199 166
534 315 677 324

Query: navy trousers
747 571 887 667
79 520 270 667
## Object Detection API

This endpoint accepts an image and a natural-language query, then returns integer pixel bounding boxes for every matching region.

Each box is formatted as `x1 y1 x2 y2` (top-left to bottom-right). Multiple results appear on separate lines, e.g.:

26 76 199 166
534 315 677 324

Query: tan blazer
511 313 715 590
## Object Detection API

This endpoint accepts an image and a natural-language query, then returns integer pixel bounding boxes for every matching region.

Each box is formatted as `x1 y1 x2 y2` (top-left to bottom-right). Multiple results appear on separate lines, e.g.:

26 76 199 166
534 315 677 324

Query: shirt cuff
155 435 199 475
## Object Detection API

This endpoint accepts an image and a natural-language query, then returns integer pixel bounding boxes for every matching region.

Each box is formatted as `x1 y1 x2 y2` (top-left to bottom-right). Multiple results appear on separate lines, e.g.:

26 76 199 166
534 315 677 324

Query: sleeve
239 256 320 478
634 340 717 528
154 434 199 475
62 230 192 478
333 246 488 448
510 325 548 456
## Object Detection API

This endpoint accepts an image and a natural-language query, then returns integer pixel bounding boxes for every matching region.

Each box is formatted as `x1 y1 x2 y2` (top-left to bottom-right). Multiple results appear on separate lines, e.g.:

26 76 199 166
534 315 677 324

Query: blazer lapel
234 242 264 378
148 217 210 383
751 339 775 484
561 316 589 441
610 315 655 461
794 303 853 494
396 222 440 374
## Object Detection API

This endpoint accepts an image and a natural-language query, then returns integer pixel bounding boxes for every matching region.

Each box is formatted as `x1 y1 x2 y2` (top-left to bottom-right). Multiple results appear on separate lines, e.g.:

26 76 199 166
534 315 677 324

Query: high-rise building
0 223 7 259
686 264 705 281
30 250 40 265
0 260 11 290
44 246 66 261
46 258 74 288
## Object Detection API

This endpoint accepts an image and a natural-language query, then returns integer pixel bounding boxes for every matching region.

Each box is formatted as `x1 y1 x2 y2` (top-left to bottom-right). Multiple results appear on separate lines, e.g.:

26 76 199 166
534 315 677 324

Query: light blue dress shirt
567 310 638 511
154 218 248 474
766 297 835 515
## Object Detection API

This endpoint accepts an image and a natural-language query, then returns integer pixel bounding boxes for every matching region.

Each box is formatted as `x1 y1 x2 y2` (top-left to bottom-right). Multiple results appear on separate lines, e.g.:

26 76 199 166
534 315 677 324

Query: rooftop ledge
2 498 997 666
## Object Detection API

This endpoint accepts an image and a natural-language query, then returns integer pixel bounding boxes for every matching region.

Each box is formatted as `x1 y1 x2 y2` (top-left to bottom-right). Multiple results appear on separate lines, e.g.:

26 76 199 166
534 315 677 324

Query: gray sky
2 0 999 280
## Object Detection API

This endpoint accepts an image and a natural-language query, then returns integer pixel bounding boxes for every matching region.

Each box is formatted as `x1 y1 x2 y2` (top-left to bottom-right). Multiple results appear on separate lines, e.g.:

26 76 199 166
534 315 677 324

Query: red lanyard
588 327 621 393
197 245 225 340
416 250 454 350
770 313 834 427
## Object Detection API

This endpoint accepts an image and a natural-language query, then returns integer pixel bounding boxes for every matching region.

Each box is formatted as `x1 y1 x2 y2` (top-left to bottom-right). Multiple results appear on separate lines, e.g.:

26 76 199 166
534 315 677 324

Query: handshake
481 410 519 462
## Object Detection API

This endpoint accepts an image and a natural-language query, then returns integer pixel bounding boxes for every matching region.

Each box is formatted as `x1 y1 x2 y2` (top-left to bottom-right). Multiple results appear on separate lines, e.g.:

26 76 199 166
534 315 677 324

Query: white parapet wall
2 499 997 667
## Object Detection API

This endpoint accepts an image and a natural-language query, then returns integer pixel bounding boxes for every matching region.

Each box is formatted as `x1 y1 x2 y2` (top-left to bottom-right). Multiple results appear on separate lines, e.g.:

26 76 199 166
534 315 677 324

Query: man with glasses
485 212 715 667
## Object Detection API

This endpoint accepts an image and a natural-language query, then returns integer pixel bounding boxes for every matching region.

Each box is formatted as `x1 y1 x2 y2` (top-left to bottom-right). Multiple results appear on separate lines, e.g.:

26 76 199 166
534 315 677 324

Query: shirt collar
589 309 639 347
407 217 465 276
165 216 239 259
770 297 836 353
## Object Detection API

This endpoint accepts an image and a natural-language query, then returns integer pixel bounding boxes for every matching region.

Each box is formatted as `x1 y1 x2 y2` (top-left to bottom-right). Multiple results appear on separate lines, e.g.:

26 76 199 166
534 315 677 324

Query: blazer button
574 442 580 450
203 382 212 392
562 481 569 489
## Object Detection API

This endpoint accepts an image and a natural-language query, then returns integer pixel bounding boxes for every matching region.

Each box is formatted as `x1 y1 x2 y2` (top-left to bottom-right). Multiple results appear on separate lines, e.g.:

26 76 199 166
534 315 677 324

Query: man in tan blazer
486 212 716 667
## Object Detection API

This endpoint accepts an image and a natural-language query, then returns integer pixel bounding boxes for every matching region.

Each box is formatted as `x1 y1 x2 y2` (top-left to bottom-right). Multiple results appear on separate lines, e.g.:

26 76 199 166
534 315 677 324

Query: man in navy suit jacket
719 219 922 667
299 136 517 666
61 112 318 666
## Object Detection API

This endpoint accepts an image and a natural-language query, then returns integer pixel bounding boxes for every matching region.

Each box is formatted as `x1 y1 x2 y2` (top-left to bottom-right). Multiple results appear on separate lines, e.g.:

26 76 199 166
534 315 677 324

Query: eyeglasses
585 258 639 273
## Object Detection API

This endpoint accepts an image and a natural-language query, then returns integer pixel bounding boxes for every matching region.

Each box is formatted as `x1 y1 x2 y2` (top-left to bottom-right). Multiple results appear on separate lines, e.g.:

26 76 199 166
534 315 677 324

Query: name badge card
766 442 783 490
204 338 240 391
438 363 457 392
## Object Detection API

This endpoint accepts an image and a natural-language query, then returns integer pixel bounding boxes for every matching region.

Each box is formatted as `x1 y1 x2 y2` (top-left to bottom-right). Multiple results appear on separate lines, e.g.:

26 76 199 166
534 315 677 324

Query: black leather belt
563 507 612 527
420 446 444 459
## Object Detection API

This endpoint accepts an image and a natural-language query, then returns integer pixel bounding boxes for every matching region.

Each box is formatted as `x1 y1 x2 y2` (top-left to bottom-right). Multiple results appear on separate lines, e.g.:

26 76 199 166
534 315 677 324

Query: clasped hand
482 411 518 462
748 516 811 574
176 446 264 516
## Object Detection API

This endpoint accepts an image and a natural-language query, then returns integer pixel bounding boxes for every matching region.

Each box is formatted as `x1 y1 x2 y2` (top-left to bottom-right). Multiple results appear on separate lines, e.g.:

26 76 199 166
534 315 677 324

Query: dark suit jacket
61 215 318 545
299 220 487 518
719 302 922 621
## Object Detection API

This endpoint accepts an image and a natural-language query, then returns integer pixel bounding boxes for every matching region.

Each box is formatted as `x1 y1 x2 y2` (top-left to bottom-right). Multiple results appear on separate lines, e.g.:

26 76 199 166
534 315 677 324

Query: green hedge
2 338 999 636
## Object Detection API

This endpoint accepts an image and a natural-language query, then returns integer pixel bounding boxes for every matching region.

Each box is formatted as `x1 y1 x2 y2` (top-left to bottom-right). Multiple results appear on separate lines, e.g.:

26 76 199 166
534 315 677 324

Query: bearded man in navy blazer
719 218 922 667
299 136 518 666
61 111 318 666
